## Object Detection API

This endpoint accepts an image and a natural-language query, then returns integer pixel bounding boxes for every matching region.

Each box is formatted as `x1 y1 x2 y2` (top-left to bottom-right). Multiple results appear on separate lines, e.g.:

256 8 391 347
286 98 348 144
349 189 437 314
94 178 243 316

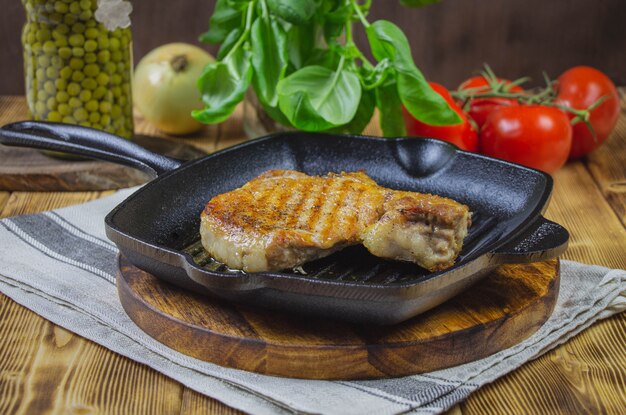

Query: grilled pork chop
200 170 470 273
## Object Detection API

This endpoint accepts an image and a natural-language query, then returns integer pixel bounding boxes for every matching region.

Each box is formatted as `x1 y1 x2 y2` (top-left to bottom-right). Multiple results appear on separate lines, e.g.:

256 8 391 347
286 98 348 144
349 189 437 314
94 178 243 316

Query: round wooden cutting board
117 255 560 380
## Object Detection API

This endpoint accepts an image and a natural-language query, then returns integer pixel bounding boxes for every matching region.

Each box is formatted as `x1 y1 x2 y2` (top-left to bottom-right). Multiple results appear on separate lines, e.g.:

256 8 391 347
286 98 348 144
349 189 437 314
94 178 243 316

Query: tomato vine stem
449 64 606 140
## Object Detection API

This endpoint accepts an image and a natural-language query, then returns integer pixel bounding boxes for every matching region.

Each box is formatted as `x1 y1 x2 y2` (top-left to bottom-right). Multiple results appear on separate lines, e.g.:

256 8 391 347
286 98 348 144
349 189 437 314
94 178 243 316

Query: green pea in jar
21 0 134 140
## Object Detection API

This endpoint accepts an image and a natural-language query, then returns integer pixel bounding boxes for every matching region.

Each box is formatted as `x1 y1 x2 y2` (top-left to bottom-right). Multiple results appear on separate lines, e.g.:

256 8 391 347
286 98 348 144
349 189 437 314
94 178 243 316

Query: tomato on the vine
480 105 572 174
402 82 478 152
555 66 620 158
458 76 524 128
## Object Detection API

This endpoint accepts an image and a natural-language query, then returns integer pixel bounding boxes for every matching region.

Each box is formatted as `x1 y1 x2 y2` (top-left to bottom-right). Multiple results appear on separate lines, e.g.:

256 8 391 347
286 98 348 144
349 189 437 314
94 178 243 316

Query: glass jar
21 0 134 139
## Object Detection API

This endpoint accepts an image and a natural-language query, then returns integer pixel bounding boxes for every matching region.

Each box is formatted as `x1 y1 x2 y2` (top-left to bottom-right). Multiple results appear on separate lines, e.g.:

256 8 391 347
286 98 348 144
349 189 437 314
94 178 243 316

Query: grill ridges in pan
183 237 432 285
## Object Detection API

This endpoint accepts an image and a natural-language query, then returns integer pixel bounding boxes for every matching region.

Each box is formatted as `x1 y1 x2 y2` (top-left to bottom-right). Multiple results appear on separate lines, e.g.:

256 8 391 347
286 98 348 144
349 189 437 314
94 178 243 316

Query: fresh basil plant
194 0 460 136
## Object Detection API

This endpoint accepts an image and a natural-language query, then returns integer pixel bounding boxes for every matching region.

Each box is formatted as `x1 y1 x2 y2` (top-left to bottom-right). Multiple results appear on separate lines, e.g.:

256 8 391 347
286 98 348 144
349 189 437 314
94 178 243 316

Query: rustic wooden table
0 95 625 414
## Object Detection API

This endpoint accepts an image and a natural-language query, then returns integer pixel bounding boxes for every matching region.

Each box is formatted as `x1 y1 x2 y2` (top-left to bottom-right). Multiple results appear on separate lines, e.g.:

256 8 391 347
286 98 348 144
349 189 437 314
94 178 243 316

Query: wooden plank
0 190 237 414
179 388 244 415
0 96 25 124
0 294 47 415
585 89 626 228
545 162 626 269
0 191 108 218
0 192 10 212
0 297 184 415
0 295 245 415
0 190 184 413
459 312 626 415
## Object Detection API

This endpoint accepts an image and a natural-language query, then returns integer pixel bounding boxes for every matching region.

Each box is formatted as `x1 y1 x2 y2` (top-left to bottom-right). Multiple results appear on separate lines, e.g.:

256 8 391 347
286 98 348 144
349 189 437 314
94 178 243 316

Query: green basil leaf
323 21 344 42
277 65 361 131
318 0 342 14
376 80 406 137
327 89 375 134
361 58 392 90
324 1 351 21
400 0 441 7
366 21 412 73
199 0 243 44
216 27 243 60
303 48 341 70
286 22 316 70
192 50 252 124
226 0 253 9
251 16 288 107
366 20 461 126
282 93 335 131
322 2 351 41
396 71 461 125
267 0 319 25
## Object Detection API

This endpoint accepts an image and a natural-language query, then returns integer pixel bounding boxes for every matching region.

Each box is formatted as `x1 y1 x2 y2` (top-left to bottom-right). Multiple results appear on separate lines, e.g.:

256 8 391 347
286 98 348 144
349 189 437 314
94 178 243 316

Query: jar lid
95 0 133 31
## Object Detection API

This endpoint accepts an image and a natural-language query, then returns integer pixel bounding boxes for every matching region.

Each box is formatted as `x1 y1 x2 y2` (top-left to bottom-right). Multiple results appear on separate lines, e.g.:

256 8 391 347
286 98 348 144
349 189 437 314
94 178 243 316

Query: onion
133 43 214 135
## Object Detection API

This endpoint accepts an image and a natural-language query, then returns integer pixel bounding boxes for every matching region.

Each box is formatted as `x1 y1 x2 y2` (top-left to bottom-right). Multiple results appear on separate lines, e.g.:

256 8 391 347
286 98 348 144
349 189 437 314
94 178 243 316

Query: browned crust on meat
384 192 470 228
200 170 471 272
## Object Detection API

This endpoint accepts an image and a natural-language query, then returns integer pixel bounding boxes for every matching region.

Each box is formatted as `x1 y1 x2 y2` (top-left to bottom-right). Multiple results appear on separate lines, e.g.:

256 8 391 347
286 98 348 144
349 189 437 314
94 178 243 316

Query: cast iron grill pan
0 122 569 324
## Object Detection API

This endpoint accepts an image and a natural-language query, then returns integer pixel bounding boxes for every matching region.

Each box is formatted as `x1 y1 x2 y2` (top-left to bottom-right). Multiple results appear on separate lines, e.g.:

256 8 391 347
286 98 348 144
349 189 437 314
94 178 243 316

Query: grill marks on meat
200 170 470 273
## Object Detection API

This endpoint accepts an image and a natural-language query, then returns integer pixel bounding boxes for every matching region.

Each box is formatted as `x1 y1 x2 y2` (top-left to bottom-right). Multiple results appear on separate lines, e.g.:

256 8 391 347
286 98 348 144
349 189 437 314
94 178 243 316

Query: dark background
1 0 624 95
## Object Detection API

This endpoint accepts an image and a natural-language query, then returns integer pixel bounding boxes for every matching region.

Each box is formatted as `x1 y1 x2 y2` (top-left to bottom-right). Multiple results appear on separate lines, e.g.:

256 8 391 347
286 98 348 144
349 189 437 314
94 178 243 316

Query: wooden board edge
365 260 560 376
117 256 560 380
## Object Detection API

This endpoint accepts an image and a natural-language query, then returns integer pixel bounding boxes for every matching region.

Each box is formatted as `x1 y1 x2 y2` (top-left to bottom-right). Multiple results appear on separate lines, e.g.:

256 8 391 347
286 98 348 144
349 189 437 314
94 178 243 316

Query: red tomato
402 82 478 152
555 66 620 159
480 105 572 174
458 76 524 128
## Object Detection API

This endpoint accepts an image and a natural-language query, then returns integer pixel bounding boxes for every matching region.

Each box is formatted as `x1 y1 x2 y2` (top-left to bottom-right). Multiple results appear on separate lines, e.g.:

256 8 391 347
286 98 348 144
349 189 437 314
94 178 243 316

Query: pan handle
490 216 569 265
0 121 182 177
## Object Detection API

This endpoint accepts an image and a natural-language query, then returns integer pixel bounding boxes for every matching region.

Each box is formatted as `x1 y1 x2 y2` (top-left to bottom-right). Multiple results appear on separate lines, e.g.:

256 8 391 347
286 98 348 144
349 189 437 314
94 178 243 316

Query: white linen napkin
0 188 624 415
